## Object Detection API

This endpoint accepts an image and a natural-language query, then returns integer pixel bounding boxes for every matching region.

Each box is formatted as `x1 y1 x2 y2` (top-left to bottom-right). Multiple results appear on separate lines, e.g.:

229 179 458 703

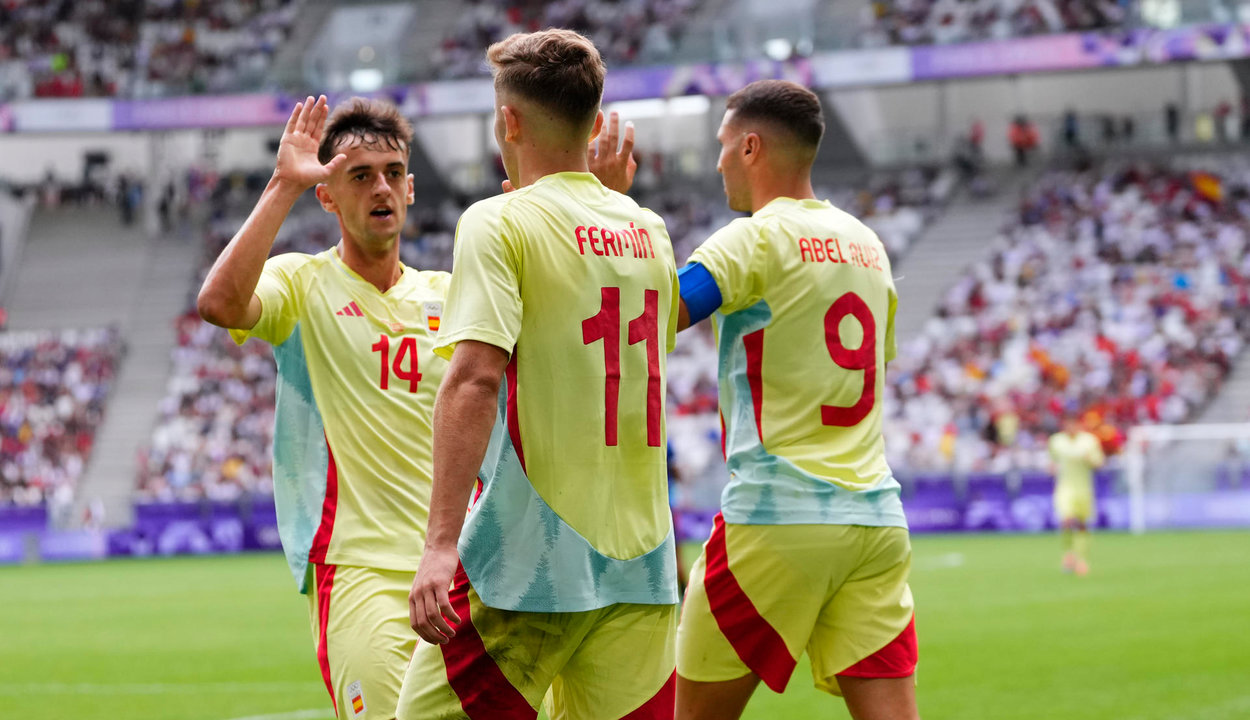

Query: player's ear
406 174 415 205
314 184 336 213
501 105 521 143
742 132 761 164
588 109 605 143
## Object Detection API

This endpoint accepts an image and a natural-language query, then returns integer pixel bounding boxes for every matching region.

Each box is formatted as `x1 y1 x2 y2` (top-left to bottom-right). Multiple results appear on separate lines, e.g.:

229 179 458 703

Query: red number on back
627 289 662 447
582 287 663 447
582 287 622 445
821 292 876 427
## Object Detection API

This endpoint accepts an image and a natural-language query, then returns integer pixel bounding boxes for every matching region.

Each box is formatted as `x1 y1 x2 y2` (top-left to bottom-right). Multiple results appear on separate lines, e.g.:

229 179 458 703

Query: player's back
692 197 904 527
440 171 679 611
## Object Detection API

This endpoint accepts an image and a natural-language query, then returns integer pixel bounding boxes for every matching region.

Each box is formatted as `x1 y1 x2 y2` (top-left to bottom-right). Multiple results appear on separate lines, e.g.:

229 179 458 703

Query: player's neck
750 173 815 213
337 237 402 293
513 144 589 188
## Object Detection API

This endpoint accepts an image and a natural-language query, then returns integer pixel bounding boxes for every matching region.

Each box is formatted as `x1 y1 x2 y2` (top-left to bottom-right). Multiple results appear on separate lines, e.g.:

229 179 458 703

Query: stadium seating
0 327 123 507
429 0 701 79
883 159 1250 473
858 0 1129 48
0 0 301 101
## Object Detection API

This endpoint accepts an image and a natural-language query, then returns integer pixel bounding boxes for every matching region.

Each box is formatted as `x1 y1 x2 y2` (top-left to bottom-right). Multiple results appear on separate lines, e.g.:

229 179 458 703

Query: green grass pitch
1 531 1247 720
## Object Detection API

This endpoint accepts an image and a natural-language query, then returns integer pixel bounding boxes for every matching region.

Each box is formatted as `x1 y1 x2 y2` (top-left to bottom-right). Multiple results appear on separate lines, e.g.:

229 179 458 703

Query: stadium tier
0 327 123 508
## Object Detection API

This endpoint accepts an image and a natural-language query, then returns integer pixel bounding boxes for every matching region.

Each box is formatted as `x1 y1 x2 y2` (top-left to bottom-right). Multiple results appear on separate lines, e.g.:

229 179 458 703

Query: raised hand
273 95 347 191
588 111 637 194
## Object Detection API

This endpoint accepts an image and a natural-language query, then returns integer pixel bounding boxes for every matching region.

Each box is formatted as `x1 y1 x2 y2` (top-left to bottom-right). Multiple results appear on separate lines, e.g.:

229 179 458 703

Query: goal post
1123 423 1250 534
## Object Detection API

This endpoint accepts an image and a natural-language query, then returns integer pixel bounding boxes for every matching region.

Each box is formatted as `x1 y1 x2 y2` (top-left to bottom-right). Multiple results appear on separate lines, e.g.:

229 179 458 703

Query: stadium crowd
884 159 1250 473
860 0 1129 47
0 327 123 507
431 0 700 78
0 0 300 101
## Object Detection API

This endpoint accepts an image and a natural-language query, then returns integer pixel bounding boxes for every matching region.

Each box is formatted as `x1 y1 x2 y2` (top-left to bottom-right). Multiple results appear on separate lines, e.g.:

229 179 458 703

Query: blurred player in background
1048 414 1106 576
197 95 448 720
399 29 680 720
596 79 919 720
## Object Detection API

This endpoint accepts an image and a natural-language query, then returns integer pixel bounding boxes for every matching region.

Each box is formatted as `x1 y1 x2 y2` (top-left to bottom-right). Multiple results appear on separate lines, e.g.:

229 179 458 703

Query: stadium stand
428 0 702 78
0 0 302 101
0 327 123 509
884 157 1250 473
858 0 1129 48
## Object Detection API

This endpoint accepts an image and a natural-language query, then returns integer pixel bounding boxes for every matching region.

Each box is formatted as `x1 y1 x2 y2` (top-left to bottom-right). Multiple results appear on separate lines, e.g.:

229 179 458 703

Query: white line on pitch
914 552 966 570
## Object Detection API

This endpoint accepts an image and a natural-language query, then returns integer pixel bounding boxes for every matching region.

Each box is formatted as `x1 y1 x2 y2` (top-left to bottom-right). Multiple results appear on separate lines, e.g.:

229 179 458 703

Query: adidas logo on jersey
336 301 364 317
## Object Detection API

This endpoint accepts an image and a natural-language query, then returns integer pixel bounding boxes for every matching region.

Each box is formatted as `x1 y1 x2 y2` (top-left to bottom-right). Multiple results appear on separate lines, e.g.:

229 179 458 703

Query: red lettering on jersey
638 227 654 259
833 238 848 263
824 238 841 263
799 237 812 262
575 225 588 255
603 228 620 256
587 226 603 256
812 238 826 263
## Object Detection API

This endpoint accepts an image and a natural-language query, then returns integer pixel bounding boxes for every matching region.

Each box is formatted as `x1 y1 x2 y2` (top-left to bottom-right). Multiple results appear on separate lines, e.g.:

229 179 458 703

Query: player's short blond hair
487 29 605 132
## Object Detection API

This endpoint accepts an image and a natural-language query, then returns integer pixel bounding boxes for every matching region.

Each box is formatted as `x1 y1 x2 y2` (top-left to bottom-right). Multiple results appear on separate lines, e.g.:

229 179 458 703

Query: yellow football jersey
1048 431 1105 495
435 172 680 612
230 248 448 593
689 197 906 528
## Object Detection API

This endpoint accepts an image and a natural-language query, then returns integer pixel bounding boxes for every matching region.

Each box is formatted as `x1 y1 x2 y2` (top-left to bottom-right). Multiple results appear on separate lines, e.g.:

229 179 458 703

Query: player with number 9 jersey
672 81 917 720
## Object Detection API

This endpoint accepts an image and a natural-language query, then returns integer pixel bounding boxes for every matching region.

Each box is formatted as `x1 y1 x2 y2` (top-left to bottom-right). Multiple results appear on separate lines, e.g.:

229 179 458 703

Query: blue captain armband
678 262 723 325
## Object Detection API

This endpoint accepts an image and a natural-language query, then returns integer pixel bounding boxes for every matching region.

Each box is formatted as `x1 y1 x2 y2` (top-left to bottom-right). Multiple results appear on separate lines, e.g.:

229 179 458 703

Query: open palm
274 95 346 190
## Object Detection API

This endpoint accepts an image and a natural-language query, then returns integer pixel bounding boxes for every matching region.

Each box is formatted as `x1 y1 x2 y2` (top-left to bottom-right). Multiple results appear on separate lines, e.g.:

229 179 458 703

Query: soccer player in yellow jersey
398 29 680 720
198 96 448 720
597 80 919 720
1049 414 1106 576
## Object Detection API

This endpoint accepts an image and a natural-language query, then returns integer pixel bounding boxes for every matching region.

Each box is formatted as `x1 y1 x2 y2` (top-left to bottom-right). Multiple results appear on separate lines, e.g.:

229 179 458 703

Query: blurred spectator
1166 102 1181 143
0 327 123 506
1009 115 1040 167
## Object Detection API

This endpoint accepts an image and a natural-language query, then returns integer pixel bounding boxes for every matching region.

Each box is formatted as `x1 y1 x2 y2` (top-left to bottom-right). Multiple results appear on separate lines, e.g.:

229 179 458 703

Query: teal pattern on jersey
270 324 330 593
716 301 908 528
457 379 680 612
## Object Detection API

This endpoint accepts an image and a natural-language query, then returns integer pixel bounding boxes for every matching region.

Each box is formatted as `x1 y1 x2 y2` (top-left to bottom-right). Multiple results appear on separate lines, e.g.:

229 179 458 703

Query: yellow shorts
396 565 677 720
309 563 416 719
1054 490 1094 523
677 515 916 697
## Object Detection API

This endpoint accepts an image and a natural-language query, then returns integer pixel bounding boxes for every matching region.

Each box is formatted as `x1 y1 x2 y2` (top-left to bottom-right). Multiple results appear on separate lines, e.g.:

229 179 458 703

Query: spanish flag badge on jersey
424 301 442 332
346 680 366 717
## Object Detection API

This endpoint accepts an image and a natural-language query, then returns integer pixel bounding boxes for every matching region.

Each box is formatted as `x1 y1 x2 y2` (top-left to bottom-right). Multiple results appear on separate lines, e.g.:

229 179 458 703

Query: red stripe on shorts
704 513 796 692
505 353 527 474
441 564 536 720
619 670 675 719
308 435 339 563
743 330 765 442
836 615 918 679
314 563 337 714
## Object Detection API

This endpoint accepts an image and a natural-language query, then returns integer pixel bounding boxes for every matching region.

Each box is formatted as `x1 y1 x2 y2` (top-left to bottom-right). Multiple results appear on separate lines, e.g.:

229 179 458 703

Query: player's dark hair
487 29 605 133
726 80 825 152
318 97 413 165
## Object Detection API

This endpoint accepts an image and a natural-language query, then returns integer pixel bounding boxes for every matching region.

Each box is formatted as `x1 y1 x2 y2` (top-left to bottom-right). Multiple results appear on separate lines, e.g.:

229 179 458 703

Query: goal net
1123 423 1250 533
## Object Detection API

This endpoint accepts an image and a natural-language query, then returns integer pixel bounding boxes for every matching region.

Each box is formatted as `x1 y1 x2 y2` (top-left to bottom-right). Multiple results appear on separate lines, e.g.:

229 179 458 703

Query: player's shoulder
406 268 452 296
264 249 331 281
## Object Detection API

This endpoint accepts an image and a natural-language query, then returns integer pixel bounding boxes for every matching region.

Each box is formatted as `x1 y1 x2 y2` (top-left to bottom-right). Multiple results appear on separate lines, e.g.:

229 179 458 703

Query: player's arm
676 262 723 332
409 339 509 645
197 95 346 329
